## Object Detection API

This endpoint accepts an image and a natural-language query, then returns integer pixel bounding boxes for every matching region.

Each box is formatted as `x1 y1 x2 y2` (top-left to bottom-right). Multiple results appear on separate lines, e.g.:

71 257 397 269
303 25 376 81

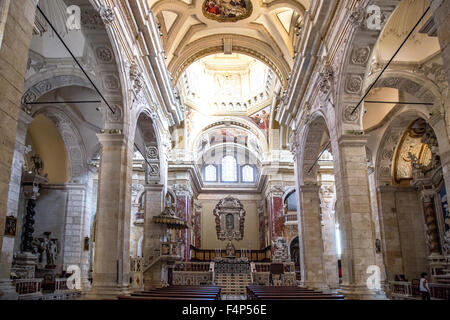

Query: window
241 165 254 183
221 156 237 182
286 191 298 211
204 164 217 182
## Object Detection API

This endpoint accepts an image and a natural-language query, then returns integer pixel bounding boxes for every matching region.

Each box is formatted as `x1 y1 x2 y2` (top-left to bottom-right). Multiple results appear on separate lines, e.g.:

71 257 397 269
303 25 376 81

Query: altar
214 258 250 274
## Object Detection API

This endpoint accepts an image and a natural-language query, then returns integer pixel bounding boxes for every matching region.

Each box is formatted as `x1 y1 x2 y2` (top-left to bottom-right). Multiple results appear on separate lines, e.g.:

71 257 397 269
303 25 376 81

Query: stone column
0 110 32 299
173 184 193 261
298 184 328 290
422 194 441 255
0 0 36 278
376 186 404 281
10 173 47 281
86 133 133 299
143 184 164 290
335 135 383 299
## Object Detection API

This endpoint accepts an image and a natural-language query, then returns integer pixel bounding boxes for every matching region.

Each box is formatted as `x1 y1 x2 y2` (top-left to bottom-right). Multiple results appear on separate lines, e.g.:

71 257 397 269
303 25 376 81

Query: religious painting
203 0 253 22
4 216 17 237
249 106 271 133
213 196 246 241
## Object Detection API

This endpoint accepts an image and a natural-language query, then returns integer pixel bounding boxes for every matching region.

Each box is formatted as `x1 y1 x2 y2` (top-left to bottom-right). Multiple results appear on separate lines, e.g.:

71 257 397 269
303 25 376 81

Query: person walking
419 272 431 301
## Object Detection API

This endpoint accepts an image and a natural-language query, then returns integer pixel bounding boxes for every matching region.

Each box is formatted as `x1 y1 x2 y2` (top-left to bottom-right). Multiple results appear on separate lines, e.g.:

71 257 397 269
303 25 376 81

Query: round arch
169 34 290 88
32 105 89 184
374 108 450 187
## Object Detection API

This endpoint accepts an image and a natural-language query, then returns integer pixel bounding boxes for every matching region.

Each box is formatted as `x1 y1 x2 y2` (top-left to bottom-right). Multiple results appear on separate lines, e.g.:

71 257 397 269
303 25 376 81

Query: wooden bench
247 286 344 300
119 285 222 300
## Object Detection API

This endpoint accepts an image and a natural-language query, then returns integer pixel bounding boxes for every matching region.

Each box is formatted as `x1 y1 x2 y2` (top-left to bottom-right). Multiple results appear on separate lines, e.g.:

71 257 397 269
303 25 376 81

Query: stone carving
30 154 44 176
213 196 246 241
130 63 143 93
96 46 114 63
343 105 360 123
318 65 334 95
147 164 160 179
146 146 159 160
103 74 120 90
172 183 193 197
225 241 236 258
351 47 371 65
99 4 115 24
345 74 363 94
272 237 289 263
32 232 59 269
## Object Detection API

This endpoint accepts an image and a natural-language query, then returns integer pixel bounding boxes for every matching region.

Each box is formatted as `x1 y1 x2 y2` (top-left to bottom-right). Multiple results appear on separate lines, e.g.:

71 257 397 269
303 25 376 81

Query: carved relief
345 74 363 94
96 46 114 63
343 105 360 123
351 47 371 65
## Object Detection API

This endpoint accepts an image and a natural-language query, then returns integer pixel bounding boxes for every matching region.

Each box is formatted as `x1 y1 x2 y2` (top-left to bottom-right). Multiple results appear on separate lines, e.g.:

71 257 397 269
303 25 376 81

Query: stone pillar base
84 285 131 300
339 285 387 300
300 280 329 292
0 279 18 300
11 252 38 279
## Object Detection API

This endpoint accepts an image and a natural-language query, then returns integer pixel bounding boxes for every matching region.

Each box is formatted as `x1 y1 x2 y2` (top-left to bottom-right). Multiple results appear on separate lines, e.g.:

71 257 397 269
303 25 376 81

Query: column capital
265 185 284 197
298 183 320 193
338 134 369 147
172 183 193 197
144 183 165 193
97 132 127 147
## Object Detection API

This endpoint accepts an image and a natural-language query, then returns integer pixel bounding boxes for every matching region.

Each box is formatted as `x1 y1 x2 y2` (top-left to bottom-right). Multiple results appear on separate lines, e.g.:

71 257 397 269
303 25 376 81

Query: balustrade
389 281 450 300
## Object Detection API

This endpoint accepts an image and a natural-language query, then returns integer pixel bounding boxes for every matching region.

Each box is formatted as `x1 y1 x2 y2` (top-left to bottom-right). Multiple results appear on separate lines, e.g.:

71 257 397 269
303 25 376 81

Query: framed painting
203 0 253 22
4 216 17 237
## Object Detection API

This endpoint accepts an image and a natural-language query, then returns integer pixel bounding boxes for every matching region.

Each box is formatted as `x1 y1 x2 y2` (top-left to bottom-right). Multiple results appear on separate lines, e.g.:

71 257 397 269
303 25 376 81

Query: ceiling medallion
203 0 253 22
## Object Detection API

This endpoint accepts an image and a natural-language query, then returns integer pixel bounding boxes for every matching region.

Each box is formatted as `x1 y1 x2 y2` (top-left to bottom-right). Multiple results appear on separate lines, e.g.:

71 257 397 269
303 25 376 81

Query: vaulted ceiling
148 0 309 87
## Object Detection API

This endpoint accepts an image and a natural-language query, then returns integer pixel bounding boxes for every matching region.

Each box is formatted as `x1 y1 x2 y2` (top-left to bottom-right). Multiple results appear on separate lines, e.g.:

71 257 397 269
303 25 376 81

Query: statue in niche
31 154 44 176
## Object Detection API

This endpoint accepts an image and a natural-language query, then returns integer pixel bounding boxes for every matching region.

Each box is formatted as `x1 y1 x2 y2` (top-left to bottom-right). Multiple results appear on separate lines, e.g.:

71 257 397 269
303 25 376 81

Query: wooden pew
247 286 344 300
120 285 222 300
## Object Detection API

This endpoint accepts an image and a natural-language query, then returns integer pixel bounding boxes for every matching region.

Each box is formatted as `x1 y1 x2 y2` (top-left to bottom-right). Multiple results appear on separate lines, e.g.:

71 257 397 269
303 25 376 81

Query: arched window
221 156 237 182
241 165 254 183
286 191 298 211
204 164 217 182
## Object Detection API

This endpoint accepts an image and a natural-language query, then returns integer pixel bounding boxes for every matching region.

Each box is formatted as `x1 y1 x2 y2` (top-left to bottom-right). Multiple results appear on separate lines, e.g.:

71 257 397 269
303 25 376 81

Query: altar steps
215 273 252 295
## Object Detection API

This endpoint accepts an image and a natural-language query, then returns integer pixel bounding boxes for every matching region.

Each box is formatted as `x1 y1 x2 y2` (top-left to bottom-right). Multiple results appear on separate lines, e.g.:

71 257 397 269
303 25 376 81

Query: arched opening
376 116 449 283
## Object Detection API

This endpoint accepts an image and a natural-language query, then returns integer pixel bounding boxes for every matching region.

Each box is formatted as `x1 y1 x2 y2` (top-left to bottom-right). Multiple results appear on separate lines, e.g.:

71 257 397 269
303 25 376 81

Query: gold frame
202 0 253 23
